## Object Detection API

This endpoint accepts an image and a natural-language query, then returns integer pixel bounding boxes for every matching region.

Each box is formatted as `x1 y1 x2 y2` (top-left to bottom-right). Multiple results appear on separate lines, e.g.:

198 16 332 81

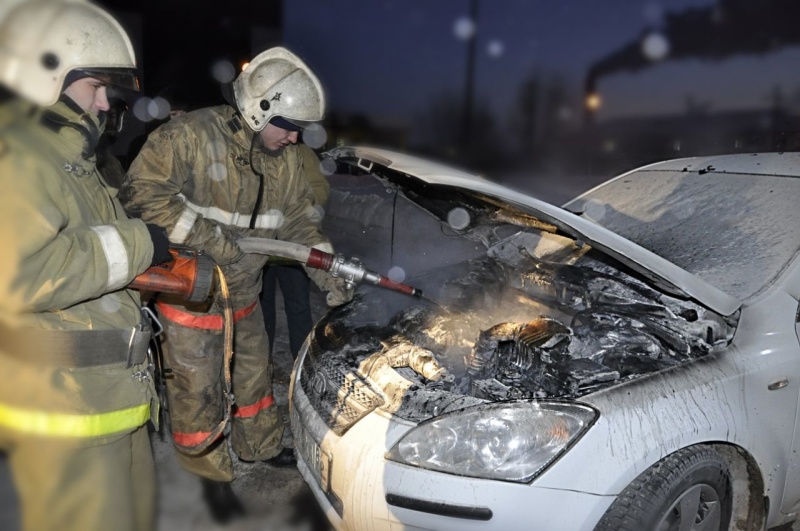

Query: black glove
146 223 172 266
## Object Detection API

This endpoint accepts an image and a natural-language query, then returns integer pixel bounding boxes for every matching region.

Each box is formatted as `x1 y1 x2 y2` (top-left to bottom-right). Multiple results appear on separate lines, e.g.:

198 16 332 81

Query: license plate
293 417 331 491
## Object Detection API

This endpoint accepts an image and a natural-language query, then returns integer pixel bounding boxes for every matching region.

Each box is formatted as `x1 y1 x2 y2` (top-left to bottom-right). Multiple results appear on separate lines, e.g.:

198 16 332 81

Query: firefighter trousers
160 302 284 482
1 425 155 531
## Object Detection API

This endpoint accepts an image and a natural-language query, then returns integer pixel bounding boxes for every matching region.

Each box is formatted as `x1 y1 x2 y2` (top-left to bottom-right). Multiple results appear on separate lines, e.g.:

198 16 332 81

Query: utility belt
0 310 155 369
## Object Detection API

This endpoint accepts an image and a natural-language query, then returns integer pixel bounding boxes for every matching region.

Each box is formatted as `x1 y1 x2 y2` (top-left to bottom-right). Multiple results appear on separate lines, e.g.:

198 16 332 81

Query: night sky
89 0 800 172
281 0 800 125
94 0 800 126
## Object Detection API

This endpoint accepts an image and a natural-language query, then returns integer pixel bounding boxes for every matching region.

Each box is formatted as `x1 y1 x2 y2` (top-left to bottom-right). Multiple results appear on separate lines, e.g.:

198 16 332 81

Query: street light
585 92 602 112
455 0 479 155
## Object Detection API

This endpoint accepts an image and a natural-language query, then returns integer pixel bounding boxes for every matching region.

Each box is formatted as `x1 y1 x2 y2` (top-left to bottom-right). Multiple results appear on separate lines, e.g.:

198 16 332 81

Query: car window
574 170 800 300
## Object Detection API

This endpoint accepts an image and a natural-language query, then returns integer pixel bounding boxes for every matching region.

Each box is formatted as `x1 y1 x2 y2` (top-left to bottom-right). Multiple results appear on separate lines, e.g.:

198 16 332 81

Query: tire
594 446 732 531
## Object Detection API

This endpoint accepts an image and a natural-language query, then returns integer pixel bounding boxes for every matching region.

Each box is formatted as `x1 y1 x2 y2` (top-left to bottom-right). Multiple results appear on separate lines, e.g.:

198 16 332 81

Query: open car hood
296 147 740 430
326 146 741 316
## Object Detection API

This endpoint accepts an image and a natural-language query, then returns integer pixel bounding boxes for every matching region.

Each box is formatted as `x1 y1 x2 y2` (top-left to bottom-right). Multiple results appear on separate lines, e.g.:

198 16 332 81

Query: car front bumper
290 381 615 531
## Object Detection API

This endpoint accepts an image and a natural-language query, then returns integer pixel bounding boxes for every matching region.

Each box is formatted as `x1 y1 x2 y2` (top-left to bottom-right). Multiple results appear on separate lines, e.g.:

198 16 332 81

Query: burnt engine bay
300 169 736 432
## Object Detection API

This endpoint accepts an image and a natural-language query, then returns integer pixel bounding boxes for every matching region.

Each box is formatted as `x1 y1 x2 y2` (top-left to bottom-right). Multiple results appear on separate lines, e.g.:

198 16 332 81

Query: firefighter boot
201 479 246 523
264 447 297 468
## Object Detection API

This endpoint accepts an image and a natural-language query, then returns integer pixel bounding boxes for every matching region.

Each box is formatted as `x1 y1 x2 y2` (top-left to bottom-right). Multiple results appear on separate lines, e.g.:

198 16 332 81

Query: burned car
289 148 800 531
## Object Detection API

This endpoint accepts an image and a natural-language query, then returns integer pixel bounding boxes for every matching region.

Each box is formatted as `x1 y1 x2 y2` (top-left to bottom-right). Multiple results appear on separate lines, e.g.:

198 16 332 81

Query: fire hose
129 240 426 301
236 237 426 298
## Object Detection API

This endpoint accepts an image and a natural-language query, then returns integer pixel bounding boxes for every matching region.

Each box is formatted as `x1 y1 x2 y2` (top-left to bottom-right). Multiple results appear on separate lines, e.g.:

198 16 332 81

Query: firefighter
119 46 352 522
0 2 171 531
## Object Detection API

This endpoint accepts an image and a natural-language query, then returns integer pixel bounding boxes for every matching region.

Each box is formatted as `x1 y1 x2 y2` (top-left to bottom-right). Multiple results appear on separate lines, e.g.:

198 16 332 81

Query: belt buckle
126 307 163 368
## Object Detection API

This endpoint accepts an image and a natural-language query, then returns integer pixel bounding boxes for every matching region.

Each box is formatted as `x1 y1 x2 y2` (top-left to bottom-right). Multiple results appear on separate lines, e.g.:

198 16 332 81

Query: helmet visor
285 117 319 129
72 68 140 93
269 115 304 132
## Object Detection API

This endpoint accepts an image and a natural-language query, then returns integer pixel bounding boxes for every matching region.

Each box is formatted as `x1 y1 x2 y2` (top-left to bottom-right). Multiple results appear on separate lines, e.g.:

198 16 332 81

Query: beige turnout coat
120 105 330 307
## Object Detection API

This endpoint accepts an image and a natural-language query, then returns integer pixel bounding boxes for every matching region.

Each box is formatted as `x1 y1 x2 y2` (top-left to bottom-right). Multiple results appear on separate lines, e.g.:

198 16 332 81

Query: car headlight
385 401 597 483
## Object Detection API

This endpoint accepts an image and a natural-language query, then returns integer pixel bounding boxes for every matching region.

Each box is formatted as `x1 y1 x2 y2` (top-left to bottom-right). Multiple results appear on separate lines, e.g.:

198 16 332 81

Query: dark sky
88 0 800 145
282 0 800 125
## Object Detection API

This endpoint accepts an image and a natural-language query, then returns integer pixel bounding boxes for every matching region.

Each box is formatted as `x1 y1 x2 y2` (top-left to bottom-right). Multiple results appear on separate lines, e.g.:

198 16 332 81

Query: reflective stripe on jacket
0 402 150 438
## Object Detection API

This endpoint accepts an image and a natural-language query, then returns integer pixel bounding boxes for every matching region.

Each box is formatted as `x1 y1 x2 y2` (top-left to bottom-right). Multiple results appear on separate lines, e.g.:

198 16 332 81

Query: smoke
586 0 800 93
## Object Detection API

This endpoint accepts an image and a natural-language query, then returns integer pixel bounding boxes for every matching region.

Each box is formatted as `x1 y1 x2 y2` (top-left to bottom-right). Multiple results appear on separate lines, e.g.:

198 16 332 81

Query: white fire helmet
0 0 138 107
233 47 325 132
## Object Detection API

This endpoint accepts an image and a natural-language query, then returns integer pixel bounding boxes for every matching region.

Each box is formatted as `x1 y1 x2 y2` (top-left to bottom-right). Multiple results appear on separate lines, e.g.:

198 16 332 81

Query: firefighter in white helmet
120 46 352 523
0 1 171 531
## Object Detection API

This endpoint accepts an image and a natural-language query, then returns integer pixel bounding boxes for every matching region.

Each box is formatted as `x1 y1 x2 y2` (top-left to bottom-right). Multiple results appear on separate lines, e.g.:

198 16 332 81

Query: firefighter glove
324 276 354 307
206 227 245 266
146 223 172 266
305 267 354 307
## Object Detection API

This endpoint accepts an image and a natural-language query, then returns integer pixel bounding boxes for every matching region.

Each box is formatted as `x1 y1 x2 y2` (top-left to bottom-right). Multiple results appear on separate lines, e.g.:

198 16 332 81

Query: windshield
569 168 800 300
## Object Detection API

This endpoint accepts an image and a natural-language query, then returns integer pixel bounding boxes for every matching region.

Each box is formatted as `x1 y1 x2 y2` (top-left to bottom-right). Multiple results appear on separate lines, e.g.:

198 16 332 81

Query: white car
289 148 800 531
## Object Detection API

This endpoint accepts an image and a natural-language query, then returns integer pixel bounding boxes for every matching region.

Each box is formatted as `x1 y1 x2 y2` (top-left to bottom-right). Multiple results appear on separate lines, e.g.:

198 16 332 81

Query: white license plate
294 419 331 491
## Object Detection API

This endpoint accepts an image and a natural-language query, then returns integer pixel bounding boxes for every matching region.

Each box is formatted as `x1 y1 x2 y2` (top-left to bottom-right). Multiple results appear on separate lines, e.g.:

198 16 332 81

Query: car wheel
594 446 732 531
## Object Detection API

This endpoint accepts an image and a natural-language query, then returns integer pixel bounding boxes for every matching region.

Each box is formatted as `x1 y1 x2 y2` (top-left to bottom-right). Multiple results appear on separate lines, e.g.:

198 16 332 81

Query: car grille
299 342 384 435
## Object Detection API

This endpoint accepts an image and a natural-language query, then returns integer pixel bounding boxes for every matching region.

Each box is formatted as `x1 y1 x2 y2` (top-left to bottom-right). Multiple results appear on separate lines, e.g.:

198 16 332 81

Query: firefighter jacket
0 97 157 442
120 105 330 308
297 143 330 221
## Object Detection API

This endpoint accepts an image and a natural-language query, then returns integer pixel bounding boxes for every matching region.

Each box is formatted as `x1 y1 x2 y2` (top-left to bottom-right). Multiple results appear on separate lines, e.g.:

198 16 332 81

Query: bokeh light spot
585 93 602 111
447 207 471 230
320 158 337 176
641 32 670 61
207 162 227 182
100 294 121 313
453 16 476 40
487 40 504 58
211 60 236 83
388 266 406 282
207 140 227 161
264 208 286 228
584 199 608 221
132 97 154 122
303 123 328 149
148 97 171 120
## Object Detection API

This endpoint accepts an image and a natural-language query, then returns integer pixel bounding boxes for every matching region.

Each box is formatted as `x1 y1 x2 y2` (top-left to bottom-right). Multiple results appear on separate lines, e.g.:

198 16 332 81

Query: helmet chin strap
248 133 265 230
